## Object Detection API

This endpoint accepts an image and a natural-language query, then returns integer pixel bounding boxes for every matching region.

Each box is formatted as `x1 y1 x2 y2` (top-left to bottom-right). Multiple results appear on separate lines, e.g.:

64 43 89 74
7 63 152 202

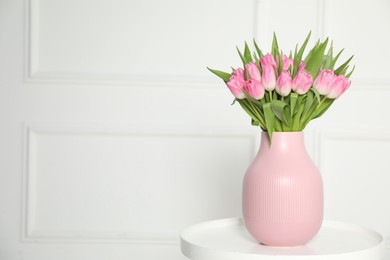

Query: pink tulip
282 55 294 71
261 65 277 91
243 79 265 100
327 75 351 99
292 69 313 95
276 71 292 97
226 68 246 99
232 67 245 78
298 61 306 71
245 62 261 81
313 69 336 96
260 54 277 69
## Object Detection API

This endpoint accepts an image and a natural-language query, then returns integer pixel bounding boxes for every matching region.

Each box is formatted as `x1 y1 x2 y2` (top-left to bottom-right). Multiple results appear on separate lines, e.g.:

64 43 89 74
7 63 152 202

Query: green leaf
263 103 275 142
322 55 332 69
284 107 292 128
334 55 354 75
207 67 231 83
236 46 247 65
271 32 280 56
330 48 344 68
243 90 263 109
253 39 264 58
253 52 262 74
242 91 266 127
244 42 253 63
305 38 329 78
327 40 333 57
311 87 321 103
251 119 260 126
267 99 291 131
270 100 288 124
278 53 283 74
292 31 311 78
338 65 349 76
300 90 315 124
274 118 283 132
237 99 263 128
294 44 298 59
292 103 305 131
273 90 278 100
346 65 355 78
312 99 334 119
290 93 298 117
304 39 320 64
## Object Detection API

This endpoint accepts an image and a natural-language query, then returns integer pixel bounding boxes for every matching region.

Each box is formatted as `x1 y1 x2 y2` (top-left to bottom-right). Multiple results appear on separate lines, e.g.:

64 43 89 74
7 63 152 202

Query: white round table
181 218 385 260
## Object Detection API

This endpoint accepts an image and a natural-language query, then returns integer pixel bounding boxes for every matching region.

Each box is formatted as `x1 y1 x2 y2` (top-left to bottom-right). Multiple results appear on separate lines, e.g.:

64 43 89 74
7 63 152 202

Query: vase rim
261 130 304 134
261 131 304 134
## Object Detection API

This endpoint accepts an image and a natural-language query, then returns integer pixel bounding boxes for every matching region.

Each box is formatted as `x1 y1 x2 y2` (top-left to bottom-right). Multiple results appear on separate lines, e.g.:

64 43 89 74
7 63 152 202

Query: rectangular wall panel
256 0 322 52
317 131 390 246
23 125 255 242
323 0 390 84
25 0 256 84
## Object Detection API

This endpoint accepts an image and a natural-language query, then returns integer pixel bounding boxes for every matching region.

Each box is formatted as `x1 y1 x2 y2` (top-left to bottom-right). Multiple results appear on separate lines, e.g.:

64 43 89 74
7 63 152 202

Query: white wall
0 0 390 259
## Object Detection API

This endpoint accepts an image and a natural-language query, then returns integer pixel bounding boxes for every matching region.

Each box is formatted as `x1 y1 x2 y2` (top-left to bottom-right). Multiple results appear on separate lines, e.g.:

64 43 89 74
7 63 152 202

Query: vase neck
260 132 306 154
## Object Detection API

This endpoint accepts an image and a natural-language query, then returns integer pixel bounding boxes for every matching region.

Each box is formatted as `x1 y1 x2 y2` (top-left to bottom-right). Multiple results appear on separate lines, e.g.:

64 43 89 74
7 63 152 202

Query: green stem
274 119 282 131
269 91 273 101
302 96 327 128
246 99 266 128
317 97 327 109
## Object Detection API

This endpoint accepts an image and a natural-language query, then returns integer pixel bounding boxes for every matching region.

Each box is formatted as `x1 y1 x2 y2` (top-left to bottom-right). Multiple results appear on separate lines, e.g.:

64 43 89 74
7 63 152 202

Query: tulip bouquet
208 32 354 140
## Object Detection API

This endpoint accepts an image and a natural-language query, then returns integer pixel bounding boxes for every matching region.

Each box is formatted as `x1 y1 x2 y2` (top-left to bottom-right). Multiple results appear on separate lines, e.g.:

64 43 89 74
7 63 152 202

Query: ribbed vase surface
242 132 323 246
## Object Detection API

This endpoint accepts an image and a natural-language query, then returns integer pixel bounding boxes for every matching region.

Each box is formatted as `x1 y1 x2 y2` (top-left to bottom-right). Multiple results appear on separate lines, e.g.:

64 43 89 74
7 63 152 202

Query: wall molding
314 130 390 171
23 0 258 87
21 123 257 243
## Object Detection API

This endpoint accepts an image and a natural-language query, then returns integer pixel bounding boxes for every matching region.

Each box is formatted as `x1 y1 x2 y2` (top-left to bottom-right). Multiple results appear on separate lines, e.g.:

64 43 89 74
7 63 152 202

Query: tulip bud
298 61 306 71
261 65 277 91
243 79 265 100
282 54 294 71
232 67 245 78
313 69 336 96
327 75 351 99
245 62 261 82
292 69 313 95
260 54 277 69
276 71 292 97
226 68 246 99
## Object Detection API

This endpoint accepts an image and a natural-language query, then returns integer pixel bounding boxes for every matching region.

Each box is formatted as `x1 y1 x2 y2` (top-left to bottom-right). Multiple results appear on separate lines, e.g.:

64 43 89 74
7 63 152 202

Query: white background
1 0 390 259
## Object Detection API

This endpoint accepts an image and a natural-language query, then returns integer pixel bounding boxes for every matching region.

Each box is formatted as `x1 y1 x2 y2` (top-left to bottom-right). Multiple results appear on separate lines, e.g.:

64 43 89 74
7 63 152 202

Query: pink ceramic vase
242 131 323 246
